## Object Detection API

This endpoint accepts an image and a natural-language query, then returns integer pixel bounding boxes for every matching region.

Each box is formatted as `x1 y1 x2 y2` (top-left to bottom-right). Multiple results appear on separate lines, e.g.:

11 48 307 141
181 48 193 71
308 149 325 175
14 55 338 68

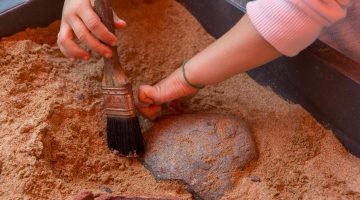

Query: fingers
57 0 128 60
137 104 162 121
113 11 127 29
138 85 156 105
136 69 200 120
137 85 162 120
57 23 89 59
78 8 117 46
70 16 113 58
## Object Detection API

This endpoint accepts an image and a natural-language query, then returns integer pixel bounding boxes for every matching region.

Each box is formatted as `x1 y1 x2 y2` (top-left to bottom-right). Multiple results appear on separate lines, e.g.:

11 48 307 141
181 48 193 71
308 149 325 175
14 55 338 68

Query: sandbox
0 0 359 199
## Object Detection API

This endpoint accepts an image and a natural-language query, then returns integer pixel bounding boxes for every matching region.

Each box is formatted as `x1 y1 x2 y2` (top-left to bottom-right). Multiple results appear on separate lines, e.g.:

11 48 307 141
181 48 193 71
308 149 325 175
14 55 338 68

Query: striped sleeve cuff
246 0 324 56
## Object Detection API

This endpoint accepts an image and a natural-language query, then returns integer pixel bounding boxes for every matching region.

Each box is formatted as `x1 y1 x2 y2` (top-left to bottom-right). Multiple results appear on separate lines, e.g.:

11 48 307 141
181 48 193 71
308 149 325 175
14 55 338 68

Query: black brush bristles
106 116 145 157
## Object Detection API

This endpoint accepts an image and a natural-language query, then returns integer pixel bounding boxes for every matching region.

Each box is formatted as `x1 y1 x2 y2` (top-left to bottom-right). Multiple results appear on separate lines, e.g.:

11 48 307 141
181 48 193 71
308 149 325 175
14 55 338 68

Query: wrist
176 67 201 95
152 68 198 104
181 61 205 90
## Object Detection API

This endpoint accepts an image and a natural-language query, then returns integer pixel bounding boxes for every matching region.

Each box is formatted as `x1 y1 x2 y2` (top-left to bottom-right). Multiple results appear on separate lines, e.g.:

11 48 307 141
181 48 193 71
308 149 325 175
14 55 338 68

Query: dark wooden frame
0 0 64 37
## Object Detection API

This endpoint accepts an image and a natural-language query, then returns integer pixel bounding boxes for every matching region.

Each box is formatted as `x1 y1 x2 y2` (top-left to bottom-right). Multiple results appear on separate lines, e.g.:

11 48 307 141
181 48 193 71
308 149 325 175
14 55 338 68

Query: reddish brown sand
0 0 359 199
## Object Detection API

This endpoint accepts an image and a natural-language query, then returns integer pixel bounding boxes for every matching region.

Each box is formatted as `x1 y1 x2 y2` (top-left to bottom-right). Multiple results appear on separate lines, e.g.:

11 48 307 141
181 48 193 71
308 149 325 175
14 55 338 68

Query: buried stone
142 114 258 200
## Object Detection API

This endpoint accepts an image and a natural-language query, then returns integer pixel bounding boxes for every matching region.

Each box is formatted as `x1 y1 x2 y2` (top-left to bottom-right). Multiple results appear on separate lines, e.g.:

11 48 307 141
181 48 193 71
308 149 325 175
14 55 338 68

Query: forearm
137 1 351 120
137 14 280 119
184 14 281 86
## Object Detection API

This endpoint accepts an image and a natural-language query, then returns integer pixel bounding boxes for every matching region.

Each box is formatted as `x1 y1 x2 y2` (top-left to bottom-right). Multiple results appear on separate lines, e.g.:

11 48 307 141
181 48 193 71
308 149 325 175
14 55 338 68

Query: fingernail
115 19 127 28
105 53 112 58
111 41 117 46
116 18 126 24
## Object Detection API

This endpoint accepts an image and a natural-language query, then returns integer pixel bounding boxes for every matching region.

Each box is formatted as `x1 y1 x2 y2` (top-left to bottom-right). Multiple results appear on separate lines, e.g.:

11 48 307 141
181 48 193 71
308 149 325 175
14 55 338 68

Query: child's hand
137 14 282 120
137 68 199 120
57 0 126 60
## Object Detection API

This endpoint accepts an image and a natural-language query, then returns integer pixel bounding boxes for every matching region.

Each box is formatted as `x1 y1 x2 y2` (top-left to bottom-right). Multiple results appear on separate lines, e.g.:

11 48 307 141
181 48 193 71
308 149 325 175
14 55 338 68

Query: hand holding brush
94 0 144 157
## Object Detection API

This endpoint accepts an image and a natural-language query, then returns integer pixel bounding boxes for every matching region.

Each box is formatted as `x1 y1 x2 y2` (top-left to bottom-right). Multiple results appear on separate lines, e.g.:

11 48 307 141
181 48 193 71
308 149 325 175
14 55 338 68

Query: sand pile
0 0 359 199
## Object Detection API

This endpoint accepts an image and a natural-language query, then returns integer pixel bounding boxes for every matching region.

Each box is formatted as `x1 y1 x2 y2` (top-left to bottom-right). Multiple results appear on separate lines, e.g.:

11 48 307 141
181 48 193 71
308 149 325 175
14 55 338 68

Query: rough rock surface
142 114 258 200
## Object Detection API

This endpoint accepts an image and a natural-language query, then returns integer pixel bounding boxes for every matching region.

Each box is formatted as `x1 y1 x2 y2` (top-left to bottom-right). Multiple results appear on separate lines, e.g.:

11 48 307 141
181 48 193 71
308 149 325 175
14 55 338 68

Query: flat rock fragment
142 114 258 200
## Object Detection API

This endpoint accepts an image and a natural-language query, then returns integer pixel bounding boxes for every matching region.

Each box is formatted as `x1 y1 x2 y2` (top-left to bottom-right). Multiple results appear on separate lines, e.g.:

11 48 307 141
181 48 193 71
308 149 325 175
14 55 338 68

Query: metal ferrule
102 84 136 118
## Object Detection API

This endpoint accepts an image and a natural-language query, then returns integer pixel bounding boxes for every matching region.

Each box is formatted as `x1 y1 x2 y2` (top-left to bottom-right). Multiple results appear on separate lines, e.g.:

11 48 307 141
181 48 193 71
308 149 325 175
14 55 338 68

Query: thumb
139 68 199 105
137 85 162 120
137 68 199 120
113 11 127 29
138 85 157 105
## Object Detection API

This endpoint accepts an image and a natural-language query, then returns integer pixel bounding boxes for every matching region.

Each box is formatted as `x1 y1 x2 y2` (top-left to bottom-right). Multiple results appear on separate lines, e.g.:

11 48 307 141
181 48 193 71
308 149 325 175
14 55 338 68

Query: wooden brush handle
94 0 128 85
94 0 115 36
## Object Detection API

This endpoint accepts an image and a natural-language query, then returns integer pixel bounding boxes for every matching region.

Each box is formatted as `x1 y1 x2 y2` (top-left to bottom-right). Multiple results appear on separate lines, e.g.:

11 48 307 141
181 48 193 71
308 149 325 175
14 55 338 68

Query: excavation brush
94 0 145 156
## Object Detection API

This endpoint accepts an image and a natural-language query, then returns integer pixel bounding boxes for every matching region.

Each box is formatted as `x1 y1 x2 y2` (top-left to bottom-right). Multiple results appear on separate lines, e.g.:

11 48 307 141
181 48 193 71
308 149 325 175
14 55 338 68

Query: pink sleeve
246 0 352 56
